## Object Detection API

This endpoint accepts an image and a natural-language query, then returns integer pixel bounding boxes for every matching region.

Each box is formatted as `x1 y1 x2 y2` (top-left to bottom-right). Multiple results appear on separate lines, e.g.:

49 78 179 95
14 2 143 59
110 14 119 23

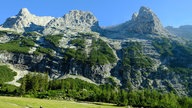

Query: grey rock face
0 51 115 84
43 10 100 35
127 6 168 35
103 6 170 38
2 8 54 32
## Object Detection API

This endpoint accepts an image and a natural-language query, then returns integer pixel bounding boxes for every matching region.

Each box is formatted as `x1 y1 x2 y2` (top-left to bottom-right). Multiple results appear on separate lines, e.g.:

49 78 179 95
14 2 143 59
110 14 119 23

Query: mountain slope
0 6 192 96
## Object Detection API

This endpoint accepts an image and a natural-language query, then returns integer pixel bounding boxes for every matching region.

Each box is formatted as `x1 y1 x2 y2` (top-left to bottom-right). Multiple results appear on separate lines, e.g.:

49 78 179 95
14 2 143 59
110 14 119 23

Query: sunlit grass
0 96 125 108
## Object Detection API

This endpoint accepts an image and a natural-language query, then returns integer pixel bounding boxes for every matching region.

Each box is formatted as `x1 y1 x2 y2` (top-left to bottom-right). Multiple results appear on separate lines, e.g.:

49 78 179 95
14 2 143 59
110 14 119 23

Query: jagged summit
43 10 100 35
68 10 96 23
127 6 168 35
131 6 152 21
104 6 170 38
139 6 152 15
1 8 54 32
63 10 98 28
17 8 30 16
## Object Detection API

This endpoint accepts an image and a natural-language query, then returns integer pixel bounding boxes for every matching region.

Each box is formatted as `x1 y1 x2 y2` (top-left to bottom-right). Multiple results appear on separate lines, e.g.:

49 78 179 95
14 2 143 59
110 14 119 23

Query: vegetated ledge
0 36 35 54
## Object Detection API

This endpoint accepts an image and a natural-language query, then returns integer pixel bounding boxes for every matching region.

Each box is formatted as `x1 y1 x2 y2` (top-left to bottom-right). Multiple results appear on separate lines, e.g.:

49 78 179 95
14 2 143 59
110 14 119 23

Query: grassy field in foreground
0 96 125 108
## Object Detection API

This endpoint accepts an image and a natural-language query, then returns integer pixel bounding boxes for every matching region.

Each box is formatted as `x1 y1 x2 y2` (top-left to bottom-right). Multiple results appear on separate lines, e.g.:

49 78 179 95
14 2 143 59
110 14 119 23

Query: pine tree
26 74 33 92
44 72 49 91
20 76 26 95
118 90 128 106
32 74 39 92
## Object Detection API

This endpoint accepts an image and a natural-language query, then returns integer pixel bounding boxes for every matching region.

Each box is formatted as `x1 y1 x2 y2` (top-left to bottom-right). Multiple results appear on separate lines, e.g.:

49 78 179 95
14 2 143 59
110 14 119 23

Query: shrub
35 47 53 56
0 37 35 54
0 65 17 85
70 38 85 48
45 35 63 47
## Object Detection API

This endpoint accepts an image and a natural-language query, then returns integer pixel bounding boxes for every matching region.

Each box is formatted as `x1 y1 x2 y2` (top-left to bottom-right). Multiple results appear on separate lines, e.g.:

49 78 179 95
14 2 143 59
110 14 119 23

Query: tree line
1 73 192 108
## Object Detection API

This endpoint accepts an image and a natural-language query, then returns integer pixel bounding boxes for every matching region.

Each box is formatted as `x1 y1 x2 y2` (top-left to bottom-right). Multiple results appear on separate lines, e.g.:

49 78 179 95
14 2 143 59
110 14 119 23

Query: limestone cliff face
0 51 115 84
2 8 54 32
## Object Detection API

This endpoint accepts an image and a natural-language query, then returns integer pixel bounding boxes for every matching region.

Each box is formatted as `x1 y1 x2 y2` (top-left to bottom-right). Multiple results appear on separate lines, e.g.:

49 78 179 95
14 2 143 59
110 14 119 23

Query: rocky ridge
43 10 100 35
0 6 169 37
1 8 54 32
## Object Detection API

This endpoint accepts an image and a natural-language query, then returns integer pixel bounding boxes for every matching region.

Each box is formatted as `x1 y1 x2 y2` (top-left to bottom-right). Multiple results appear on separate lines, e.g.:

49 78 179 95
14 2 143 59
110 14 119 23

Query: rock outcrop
43 10 100 35
1 8 54 32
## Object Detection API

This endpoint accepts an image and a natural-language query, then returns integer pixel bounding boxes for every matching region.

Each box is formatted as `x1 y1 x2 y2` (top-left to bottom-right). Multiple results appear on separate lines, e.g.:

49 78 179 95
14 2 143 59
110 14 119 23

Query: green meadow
0 96 125 108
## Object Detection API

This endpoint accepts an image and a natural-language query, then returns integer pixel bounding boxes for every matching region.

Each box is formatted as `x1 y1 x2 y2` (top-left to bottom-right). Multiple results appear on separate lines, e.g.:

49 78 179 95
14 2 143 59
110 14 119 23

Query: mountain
127 6 168 35
1 6 192 97
166 25 192 40
103 6 169 38
0 6 169 37
43 10 101 35
1 8 54 32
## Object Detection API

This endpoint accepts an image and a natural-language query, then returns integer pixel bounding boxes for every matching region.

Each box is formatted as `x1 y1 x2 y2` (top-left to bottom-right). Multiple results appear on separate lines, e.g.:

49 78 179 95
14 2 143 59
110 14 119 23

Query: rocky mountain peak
17 8 31 16
139 6 152 14
103 6 170 38
135 6 158 22
43 10 100 35
63 10 98 27
127 6 169 35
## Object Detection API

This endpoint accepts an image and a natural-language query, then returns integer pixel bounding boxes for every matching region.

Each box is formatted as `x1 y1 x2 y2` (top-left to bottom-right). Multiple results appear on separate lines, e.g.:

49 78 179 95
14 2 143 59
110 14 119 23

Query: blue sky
0 0 192 27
